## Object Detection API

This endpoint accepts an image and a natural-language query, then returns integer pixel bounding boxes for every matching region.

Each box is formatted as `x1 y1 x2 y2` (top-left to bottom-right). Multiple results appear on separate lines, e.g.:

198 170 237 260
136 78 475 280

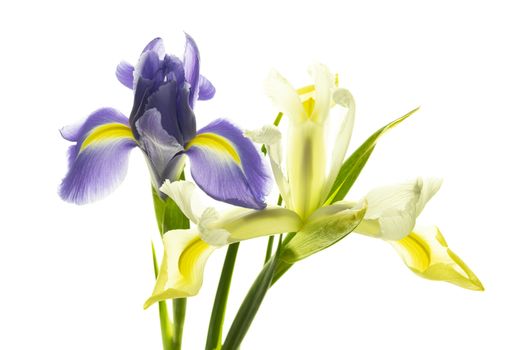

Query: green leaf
222 244 280 350
326 107 419 204
279 202 367 264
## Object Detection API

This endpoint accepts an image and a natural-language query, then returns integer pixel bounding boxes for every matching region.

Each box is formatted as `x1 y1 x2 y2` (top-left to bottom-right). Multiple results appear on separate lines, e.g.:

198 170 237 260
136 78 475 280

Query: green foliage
326 107 419 204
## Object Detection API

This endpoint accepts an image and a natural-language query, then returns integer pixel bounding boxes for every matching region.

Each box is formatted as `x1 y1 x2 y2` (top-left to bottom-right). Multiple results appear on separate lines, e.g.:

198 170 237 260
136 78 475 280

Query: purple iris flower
60 35 270 209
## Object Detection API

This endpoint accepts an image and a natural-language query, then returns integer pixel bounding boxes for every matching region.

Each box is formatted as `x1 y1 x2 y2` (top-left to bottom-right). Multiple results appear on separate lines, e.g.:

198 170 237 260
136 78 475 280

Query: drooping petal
281 200 367 263
356 178 442 240
135 108 185 187
144 229 216 308
160 180 206 224
115 61 134 89
183 33 200 107
264 69 306 123
309 63 335 123
321 88 356 203
197 75 215 100
185 119 271 209
204 206 303 245
59 108 136 204
245 125 292 208
390 226 484 291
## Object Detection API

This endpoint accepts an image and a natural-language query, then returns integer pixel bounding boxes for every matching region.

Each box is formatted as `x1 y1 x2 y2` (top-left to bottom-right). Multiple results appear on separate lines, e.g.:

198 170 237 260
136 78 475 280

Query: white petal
321 88 356 203
160 180 205 224
309 63 335 123
264 69 306 123
244 124 281 145
198 207 231 246
245 125 292 209
415 177 442 216
356 178 441 240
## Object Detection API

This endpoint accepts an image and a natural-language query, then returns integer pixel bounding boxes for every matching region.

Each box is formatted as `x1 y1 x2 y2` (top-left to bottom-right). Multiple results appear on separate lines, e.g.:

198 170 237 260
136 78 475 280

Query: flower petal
245 125 292 208
160 180 206 224
115 61 134 89
264 69 306 123
59 108 136 204
287 120 327 218
183 33 200 107
135 108 185 187
185 119 271 209
321 88 356 203
134 49 162 83
206 206 303 244
141 37 165 57
309 63 335 123
356 178 442 240
390 226 484 291
197 75 216 100
144 80 196 144
144 229 216 308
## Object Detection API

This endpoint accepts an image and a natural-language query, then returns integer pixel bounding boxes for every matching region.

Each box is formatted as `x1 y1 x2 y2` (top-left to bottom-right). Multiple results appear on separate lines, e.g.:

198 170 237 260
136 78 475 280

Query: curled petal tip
391 226 484 291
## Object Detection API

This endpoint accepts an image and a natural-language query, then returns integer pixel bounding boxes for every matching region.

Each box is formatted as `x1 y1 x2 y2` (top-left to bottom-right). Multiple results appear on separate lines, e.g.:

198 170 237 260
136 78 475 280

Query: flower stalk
205 243 240 350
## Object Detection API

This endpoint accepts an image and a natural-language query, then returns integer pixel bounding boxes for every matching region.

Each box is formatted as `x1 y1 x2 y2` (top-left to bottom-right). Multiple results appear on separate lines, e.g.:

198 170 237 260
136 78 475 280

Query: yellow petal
209 206 303 243
390 226 484 291
287 120 327 218
144 229 216 309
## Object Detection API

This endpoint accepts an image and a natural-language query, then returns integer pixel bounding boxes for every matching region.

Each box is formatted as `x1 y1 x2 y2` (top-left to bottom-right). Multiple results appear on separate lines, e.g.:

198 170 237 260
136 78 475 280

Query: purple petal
145 80 196 144
185 119 271 209
135 108 185 187
197 75 215 100
183 33 200 107
135 50 162 81
59 109 137 204
142 37 165 57
164 54 185 86
116 61 135 89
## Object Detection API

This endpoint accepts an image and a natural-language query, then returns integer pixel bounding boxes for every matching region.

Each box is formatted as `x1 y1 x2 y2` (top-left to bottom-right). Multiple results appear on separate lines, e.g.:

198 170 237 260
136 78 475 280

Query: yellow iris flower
145 64 482 308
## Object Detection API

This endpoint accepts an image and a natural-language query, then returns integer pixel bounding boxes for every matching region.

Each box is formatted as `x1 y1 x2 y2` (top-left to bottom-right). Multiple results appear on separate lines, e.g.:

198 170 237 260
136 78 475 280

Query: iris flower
144 64 482 308
59 35 269 209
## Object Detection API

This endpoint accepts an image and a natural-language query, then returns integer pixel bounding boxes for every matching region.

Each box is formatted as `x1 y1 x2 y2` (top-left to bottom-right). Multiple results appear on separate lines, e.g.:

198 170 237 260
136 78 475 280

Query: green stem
205 243 240 350
263 236 274 264
173 299 187 350
222 236 282 350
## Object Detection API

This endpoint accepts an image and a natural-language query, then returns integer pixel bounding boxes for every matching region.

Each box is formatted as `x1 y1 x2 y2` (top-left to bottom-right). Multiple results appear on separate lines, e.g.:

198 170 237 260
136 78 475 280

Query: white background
1 0 524 349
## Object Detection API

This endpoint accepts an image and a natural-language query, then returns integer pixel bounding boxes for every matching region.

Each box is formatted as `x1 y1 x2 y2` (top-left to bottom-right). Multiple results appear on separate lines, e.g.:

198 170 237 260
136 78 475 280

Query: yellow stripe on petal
80 123 134 152
144 230 216 309
391 226 484 291
186 132 241 164
179 237 211 280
